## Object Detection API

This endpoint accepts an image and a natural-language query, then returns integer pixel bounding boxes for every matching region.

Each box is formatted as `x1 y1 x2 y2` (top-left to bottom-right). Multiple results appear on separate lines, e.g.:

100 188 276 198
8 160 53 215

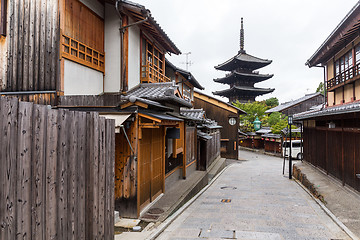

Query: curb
294 178 359 240
145 164 232 240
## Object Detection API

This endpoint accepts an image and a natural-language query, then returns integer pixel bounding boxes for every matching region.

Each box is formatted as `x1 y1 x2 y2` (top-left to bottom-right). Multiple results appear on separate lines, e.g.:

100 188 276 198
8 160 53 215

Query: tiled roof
121 0 181 54
294 101 360 120
165 59 204 90
214 71 273 84
262 133 281 139
180 108 206 121
119 95 173 111
266 92 323 113
126 83 192 108
306 1 360 67
256 127 272 135
215 52 272 71
213 85 275 96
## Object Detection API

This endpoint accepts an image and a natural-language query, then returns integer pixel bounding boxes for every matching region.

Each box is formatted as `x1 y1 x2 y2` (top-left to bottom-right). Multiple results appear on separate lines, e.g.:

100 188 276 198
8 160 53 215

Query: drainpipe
313 64 327 109
115 1 149 92
115 0 124 92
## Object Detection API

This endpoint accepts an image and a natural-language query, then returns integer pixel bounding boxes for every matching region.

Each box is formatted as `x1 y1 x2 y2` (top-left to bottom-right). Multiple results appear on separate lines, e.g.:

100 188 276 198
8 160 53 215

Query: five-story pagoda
213 18 275 103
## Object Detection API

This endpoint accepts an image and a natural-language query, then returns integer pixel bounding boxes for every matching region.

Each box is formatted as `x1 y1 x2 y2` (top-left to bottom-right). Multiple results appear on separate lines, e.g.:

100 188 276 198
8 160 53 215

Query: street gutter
294 178 359 240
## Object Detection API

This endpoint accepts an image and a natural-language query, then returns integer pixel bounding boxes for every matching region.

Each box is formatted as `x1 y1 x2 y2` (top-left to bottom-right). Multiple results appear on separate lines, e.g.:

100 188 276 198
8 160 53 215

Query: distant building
213 18 274 103
194 91 246 159
266 92 324 116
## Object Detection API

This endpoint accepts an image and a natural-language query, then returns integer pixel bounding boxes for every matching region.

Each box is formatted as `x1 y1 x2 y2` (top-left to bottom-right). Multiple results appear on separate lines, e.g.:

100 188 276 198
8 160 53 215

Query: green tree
265 97 279 108
268 112 288 134
233 100 270 132
316 82 325 95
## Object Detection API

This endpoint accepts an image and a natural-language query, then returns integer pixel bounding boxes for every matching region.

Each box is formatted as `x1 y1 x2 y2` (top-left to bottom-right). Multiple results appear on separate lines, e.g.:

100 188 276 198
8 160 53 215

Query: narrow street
156 151 350 240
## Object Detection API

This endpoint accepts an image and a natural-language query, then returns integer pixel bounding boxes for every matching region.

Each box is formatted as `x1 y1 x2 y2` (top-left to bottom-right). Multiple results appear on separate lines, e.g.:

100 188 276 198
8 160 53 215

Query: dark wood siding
303 116 360 192
281 95 324 116
2 0 59 93
194 97 239 159
0 96 115 240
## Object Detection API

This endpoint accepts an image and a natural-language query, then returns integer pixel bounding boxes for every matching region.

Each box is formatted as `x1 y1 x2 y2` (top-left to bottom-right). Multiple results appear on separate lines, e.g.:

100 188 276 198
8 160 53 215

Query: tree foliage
233 98 288 133
233 99 272 132
316 82 325 95
268 112 288 134
265 97 279 108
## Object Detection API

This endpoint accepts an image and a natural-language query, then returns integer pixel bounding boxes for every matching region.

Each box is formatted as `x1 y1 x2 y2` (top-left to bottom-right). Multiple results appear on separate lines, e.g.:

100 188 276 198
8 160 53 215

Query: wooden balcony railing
141 61 170 83
327 63 360 90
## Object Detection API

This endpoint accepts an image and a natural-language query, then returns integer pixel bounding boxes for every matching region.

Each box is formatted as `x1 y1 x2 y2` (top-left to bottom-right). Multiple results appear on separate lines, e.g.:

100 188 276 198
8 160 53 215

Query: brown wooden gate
139 128 164 211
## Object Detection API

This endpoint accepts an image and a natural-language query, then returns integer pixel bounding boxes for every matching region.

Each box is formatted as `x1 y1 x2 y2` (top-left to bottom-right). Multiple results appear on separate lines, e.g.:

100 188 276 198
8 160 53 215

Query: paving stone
156 151 351 240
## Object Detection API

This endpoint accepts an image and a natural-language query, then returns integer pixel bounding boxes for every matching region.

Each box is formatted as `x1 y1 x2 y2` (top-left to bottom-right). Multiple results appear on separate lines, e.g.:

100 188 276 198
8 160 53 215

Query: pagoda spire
239 17 245 53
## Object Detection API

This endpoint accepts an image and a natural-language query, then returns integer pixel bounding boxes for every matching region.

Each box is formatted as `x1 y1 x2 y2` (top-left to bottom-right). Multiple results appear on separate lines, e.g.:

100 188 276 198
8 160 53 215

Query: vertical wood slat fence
303 126 360 192
0 96 115 240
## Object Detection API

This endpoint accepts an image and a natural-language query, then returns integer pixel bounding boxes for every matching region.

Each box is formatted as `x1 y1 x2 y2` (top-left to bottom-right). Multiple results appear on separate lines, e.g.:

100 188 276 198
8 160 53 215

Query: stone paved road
156 151 350 240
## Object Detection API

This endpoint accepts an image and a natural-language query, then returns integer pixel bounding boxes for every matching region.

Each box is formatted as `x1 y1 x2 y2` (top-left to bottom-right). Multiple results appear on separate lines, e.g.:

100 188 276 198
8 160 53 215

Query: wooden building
181 108 221 171
296 2 360 192
213 18 274 103
266 92 324 116
194 91 246 159
0 0 223 219
0 0 180 105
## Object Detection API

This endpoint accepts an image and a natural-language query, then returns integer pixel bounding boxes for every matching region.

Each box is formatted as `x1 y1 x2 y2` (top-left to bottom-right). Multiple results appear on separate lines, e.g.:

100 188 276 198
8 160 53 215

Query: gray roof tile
127 83 192 108
266 92 323 113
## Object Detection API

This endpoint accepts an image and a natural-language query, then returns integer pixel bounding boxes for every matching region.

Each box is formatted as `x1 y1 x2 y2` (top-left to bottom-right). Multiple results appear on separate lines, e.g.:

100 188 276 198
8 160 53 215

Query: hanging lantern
253 117 261 131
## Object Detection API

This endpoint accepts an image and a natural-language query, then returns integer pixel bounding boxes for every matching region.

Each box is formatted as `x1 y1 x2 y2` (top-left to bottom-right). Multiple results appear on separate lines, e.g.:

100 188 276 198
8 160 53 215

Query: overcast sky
135 0 357 104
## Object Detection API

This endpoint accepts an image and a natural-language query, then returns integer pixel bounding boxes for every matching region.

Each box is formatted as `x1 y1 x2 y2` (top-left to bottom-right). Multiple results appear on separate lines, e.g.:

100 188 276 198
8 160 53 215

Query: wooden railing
141 61 170 83
327 63 360 89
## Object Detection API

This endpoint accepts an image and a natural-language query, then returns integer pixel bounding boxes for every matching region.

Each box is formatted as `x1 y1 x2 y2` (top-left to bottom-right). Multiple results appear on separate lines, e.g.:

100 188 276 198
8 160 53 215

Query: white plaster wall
64 59 103 95
128 21 141 90
79 0 104 18
104 3 121 93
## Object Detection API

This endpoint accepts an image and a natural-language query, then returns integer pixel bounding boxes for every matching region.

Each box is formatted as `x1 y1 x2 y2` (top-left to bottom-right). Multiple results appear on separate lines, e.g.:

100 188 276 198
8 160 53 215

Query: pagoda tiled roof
213 85 274 97
215 51 272 71
214 71 273 84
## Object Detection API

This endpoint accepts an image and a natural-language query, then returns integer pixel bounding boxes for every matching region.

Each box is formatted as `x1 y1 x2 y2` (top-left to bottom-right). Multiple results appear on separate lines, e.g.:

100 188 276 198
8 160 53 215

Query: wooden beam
138 113 161 123
120 102 134 109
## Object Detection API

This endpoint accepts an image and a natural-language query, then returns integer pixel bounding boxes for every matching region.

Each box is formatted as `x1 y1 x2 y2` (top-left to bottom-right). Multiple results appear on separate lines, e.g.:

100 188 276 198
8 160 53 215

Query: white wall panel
64 59 103 95
128 22 141 90
104 3 121 93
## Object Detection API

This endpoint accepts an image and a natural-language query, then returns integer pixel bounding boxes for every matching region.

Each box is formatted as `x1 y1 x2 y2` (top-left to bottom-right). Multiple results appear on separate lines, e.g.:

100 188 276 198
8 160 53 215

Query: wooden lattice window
141 36 169 83
61 35 105 73
0 0 7 36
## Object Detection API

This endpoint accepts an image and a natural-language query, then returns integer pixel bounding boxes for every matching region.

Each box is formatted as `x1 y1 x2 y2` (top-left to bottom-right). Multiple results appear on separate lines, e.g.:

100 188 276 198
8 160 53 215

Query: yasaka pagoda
213 18 274 103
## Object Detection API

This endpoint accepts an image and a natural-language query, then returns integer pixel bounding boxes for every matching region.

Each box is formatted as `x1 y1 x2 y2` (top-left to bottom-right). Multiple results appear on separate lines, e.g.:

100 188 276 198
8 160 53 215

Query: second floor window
141 36 169 83
335 50 353 79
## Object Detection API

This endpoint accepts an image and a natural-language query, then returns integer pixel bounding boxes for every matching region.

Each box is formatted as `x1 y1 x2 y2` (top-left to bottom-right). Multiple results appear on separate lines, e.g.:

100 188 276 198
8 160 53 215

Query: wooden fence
303 126 360 192
0 96 115 240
